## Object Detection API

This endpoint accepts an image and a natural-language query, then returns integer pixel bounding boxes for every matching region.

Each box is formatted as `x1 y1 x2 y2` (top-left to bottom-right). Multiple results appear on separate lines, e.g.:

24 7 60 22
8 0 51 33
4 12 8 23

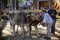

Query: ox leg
21 24 25 39
15 25 19 34
10 23 16 36
27 24 32 38
12 24 16 36
35 25 40 38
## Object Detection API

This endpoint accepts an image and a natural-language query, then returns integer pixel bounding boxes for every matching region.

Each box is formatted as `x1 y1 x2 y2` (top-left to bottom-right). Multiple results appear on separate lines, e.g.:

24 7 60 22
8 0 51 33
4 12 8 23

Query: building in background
38 0 49 9
53 0 60 10
0 0 60 10
32 0 49 10
33 0 60 10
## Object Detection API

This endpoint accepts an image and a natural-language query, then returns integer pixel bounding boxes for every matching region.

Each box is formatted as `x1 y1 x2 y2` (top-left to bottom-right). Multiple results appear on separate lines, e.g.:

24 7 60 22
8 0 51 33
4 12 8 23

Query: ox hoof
21 34 25 39
13 34 16 36
28 36 32 38
27 35 32 38
13 33 17 36
27 33 32 38
22 36 25 39
36 33 40 38
37 35 40 38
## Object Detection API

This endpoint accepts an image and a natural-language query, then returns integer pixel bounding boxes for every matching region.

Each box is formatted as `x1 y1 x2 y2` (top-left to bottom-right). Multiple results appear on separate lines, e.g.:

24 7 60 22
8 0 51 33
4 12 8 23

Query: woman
41 10 53 40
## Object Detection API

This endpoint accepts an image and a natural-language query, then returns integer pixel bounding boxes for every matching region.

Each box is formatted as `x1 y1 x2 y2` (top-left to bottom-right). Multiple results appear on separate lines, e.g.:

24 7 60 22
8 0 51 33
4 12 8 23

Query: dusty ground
0 18 60 40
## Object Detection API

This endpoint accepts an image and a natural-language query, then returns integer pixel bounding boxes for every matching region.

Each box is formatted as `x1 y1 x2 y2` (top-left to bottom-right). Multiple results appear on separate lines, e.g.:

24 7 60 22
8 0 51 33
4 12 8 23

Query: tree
33 0 38 9
2 0 8 9
16 0 26 9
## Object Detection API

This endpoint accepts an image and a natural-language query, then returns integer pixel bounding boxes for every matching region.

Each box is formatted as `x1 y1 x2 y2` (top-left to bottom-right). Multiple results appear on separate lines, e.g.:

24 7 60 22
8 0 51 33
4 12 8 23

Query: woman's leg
51 19 56 34
45 23 52 38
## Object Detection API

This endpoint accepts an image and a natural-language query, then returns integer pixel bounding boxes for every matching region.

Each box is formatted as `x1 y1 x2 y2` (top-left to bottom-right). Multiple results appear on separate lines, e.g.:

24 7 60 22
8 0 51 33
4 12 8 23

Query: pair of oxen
9 11 43 39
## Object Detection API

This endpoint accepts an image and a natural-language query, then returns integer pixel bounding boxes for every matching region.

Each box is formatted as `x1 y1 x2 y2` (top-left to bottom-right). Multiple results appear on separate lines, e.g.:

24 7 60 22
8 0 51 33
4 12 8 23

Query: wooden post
33 0 39 10
12 0 15 9
0 0 2 21
16 0 18 9
49 0 50 8
49 0 54 9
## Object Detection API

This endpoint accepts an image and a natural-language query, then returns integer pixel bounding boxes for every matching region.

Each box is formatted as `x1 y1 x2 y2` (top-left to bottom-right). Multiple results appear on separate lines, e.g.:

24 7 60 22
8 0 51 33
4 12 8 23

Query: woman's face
40 12 44 16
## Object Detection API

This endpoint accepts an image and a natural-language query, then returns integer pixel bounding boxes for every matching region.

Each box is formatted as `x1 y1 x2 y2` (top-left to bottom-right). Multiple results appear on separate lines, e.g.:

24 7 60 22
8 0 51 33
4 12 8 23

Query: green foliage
18 0 26 3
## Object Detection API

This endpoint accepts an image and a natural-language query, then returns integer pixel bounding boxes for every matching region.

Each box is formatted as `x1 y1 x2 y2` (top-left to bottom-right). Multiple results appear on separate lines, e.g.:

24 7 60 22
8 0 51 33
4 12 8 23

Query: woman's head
40 11 44 17
50 4 54 9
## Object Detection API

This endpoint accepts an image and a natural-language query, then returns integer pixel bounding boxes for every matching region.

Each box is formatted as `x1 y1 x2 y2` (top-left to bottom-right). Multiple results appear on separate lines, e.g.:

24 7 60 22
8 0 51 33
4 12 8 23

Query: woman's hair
41 10 47 13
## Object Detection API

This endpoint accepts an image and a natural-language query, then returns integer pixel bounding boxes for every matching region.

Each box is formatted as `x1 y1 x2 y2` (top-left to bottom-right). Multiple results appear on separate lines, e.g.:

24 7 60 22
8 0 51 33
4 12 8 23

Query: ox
9 11 43 39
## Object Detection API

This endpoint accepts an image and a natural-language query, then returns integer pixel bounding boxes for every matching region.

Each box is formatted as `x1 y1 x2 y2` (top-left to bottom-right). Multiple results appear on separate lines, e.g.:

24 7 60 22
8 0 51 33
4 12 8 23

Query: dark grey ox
9 11 43 39
9 12 27 38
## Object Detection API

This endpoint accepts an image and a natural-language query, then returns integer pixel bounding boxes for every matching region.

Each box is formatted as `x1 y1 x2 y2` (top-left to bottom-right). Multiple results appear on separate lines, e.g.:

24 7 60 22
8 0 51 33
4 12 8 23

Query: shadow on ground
0 20 8 40
3 30 60 40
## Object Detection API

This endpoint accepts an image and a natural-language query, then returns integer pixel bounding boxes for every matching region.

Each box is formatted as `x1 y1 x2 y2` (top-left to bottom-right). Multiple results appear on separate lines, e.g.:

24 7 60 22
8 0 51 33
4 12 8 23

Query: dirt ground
0 18 60 40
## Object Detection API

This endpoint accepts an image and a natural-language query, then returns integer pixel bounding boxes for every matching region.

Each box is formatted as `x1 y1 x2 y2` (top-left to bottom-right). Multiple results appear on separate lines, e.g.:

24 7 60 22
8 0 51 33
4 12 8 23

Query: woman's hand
41 23 46 26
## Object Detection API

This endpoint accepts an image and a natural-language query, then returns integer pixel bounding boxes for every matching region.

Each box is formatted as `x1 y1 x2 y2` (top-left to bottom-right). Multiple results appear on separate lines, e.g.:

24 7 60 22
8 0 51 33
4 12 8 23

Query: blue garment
48 9 57 33
43 13 53 23
51 18 56 33
48 9 57 20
